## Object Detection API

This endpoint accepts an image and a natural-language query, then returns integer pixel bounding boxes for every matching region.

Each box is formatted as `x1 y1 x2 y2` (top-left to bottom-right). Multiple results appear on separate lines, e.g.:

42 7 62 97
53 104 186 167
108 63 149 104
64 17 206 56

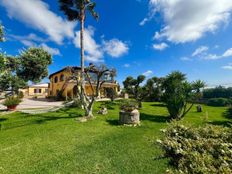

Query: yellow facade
20 84 49 98
49 67 119 100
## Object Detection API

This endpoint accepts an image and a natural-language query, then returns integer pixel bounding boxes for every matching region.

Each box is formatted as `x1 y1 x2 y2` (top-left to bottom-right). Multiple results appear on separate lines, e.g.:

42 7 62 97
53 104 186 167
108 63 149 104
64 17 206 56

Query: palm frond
86 2 99 20
59 0 81 21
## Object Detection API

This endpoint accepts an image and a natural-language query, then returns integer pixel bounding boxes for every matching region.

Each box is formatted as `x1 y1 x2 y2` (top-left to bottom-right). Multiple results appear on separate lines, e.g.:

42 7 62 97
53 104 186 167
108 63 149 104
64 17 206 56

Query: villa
48 66 119 100
20 83 49 98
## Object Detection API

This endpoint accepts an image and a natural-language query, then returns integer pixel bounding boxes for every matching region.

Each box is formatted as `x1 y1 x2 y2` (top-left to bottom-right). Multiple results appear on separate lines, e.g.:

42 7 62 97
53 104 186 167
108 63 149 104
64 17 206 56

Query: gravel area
0 98 63 111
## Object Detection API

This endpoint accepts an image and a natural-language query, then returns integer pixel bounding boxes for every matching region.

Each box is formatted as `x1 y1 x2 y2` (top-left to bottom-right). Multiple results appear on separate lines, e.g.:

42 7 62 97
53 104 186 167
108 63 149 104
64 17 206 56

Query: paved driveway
0 98 63 110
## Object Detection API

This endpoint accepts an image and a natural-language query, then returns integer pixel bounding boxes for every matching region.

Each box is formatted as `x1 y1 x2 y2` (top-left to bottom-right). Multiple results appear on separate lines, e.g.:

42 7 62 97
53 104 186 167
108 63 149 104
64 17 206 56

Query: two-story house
48 66 119 100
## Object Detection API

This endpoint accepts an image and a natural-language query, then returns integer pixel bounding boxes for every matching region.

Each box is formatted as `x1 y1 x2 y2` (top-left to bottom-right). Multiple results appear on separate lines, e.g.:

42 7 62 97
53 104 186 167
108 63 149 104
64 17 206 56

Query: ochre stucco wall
49 69 118 99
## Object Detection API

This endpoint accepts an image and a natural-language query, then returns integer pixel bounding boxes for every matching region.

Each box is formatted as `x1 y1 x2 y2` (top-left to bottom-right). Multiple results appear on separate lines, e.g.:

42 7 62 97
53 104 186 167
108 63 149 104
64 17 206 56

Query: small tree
123 75 146 107
144 77 164 102
17 47 52 83
0 48 52 94
162 71 205 120
69 64 116 117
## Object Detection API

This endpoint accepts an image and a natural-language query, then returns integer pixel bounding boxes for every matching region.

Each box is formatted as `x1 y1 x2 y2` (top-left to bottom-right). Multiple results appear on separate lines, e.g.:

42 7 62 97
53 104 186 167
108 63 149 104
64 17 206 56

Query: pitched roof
29 83 49 88
48 66 81 79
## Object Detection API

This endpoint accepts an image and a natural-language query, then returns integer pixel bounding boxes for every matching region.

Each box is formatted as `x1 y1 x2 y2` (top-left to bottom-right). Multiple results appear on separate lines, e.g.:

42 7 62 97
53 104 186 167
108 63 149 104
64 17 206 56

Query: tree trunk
79 10 94 118
80 11 85 100
138 100 142 108
86 100 94 118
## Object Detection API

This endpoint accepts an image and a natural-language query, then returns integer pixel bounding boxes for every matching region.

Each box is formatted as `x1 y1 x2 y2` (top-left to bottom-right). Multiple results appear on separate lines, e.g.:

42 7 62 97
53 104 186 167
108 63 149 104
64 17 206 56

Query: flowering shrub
157 122 232 174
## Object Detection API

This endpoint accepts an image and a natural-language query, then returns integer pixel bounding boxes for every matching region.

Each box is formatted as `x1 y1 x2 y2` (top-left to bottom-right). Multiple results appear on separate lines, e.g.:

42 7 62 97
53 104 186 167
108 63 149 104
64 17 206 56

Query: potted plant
3 96 22 111
119 100 140 125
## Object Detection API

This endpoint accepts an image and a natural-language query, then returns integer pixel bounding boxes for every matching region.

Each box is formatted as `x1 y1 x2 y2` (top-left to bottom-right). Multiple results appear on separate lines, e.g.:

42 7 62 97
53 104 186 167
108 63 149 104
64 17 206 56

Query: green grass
0 102 231 174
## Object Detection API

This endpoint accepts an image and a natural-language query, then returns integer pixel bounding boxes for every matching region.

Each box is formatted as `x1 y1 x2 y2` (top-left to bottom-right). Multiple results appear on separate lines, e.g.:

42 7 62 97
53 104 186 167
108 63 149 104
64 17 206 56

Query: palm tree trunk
80 10 85 98
79 10 93 118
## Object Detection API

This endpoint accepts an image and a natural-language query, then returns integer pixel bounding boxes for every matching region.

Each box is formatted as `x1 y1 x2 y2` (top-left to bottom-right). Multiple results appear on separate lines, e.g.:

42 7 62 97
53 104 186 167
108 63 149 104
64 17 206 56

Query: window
54 76 58 83
60 74 65 82
34 89 42 94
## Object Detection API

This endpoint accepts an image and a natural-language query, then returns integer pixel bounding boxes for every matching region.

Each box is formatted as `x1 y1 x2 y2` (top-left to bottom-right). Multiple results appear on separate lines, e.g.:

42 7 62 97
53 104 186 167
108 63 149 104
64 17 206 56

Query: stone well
119 109 140 125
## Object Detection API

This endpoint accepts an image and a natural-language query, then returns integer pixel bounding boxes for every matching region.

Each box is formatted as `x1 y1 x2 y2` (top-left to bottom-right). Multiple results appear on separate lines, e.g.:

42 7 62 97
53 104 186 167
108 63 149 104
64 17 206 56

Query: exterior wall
49 69 119 100
49 70 76 97
28 87 48 97
19 87 48 98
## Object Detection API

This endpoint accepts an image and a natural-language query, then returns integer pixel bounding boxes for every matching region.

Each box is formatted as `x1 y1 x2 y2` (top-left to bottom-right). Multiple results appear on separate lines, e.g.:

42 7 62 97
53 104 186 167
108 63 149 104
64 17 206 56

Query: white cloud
40 43 61 56
1 0 76 44
103 39 129 57
73 26 129 62
222 48 232 57
222 63 232 70
192 46 209 57
143 70 153 77
9 33 47 46
152 42 169 51
9 33 61 56
123 64 130 68
139 18 149 26
180 57 192 61
21 40 36 47
149 0 232 43
73 26 103 62
202 47 232 60
10 33 47 43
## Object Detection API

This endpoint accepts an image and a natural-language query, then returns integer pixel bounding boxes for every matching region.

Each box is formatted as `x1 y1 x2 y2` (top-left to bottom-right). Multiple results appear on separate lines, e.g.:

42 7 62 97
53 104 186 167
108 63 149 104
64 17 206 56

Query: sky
0 0 232 87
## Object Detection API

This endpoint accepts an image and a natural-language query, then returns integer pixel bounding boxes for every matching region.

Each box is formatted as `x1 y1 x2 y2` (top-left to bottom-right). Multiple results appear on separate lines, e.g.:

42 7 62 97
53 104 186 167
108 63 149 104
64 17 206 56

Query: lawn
0 102 231 174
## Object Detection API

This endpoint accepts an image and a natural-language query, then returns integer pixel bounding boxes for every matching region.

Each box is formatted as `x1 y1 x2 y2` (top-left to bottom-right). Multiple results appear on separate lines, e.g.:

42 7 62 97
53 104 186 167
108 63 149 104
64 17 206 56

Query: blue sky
0 0 232 87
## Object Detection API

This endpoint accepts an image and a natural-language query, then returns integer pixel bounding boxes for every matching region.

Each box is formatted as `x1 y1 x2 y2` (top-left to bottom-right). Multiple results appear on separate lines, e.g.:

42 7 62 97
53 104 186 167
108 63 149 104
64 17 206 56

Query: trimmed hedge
157 122 232 174
207 98 232 107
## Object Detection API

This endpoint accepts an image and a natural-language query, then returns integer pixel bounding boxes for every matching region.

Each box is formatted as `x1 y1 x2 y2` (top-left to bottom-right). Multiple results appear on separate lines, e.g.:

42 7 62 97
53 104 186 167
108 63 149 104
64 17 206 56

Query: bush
18 91 24 99
207 98 230 107
157 122 232 174
119 100 138 112
3 96 22 107
105 88 117 101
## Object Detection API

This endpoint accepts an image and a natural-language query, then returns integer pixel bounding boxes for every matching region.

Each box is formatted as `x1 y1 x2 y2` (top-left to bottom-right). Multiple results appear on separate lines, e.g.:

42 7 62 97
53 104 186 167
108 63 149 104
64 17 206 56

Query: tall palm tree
59 0 98 116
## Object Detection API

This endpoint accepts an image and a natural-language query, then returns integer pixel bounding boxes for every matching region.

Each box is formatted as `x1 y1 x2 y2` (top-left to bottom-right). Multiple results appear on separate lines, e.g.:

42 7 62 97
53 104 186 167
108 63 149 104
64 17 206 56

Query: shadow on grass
106 119 119 126
106 113 169 126
0 118 7 122
1 109 81 130
150 103 167 107
140 113 169 123
207 120 232 127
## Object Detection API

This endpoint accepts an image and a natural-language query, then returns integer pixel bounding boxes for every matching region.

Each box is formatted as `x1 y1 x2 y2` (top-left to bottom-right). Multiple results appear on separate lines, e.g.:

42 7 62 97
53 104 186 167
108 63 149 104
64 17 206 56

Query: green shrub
18 91 24 99
119 100 138 112
207 98 230 107
3 96 22 107
157 122 232 174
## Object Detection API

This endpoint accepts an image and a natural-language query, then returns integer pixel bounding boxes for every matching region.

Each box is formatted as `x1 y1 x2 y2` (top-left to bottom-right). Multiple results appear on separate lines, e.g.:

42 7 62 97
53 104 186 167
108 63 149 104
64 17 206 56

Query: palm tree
59 0 98 117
